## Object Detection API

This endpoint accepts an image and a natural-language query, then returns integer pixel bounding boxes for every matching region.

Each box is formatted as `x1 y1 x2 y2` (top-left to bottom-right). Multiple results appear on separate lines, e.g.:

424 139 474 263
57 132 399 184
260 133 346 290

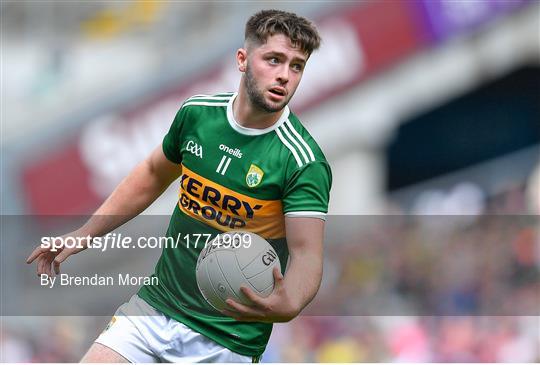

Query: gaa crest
246 164 264 188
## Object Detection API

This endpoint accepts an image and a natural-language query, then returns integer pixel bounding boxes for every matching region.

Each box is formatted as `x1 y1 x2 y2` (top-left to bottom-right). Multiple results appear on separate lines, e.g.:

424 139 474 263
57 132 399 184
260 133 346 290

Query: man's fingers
221 309 267 323
54 260 61 275
54 249 72 265
225 298 248 312
30 245 73 278
37 255 46 276
273 266 284 282
38 255 51 277
45 261 52 278
36 256 42 276
239 286 265 306
272 266 284 291
225 299 261 317
27 247 48 264
221 309 241 320
45 254 54 277
221 311 259 322
53 249 65 274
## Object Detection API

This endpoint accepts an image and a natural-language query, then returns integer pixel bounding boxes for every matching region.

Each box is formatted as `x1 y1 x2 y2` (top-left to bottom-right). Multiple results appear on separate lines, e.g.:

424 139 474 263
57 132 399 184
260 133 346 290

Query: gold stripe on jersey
177 165 285 239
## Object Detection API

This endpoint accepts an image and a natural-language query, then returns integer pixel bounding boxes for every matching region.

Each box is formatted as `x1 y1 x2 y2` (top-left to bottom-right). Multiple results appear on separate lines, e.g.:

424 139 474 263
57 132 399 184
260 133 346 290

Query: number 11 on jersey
216 155 232 175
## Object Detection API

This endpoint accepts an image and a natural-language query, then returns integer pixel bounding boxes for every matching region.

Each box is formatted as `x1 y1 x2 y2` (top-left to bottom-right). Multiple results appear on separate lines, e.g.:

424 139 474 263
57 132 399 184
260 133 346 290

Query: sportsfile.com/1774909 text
39 233 252 252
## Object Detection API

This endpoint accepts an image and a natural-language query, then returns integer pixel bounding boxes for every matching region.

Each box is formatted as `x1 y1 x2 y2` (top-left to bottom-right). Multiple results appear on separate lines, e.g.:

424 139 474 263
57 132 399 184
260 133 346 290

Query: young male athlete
27 9 331 362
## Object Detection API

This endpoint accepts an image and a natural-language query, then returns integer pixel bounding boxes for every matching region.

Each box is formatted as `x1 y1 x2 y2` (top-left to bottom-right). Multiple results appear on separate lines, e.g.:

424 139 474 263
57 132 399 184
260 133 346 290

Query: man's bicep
147 144 182 185
285 217 324 257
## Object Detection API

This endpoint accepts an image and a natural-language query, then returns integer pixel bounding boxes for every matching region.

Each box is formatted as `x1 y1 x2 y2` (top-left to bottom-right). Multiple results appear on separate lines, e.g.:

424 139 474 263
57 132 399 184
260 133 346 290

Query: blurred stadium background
1 0 539 362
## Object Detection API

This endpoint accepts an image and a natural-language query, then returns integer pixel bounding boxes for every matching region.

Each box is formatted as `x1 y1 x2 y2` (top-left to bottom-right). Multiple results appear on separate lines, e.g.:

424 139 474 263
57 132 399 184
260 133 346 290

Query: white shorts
95 294 254 363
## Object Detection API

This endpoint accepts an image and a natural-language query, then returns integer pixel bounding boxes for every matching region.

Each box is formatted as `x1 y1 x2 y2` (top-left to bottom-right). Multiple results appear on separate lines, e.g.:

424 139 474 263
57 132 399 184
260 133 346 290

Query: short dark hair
245 9 321 56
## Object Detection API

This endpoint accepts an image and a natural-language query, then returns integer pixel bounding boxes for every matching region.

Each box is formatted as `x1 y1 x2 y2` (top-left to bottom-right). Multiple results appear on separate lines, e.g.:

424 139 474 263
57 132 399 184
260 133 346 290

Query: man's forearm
282 252 323 315
281 217 325 317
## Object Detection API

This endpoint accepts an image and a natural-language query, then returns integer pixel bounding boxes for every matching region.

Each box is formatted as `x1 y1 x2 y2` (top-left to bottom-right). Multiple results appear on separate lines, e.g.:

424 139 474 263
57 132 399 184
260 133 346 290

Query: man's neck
233 90 283 130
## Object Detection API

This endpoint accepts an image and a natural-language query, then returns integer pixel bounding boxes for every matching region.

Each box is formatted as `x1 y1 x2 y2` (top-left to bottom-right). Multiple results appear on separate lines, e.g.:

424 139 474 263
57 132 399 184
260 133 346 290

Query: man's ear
236 48 247 73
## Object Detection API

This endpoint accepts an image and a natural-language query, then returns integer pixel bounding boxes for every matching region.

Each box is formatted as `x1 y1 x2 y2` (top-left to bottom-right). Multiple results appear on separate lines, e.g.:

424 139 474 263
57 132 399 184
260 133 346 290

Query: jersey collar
226 92 290 136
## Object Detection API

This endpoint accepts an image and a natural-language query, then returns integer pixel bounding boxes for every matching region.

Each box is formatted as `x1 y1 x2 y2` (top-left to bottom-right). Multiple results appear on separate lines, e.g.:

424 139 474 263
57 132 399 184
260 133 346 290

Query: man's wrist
69 229 94 249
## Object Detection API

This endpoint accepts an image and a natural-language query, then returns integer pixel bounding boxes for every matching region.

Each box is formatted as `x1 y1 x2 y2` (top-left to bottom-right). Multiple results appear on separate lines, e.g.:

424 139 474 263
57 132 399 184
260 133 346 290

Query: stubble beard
244 64 288 113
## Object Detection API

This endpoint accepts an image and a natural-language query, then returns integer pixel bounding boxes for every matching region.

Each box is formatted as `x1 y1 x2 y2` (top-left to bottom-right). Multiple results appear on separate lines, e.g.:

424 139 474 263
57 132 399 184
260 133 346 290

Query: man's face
242 34 308 113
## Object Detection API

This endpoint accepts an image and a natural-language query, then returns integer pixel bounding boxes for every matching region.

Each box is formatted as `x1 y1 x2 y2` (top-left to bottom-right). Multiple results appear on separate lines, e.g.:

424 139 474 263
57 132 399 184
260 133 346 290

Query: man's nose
276 65 289 84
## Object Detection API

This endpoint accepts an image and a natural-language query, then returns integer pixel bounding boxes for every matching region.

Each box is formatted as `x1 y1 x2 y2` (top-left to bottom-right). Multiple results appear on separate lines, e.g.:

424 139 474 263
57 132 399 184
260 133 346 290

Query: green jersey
138 92 331 356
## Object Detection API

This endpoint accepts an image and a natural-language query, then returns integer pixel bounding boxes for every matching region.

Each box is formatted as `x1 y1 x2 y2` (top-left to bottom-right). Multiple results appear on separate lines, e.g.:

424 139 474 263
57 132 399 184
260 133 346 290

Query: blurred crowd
1 317 98 362
266 316 538 362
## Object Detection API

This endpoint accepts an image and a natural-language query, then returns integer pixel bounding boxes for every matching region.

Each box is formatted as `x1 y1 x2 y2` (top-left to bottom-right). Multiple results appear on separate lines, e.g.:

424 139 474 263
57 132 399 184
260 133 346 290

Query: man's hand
223 217 324 323
221 267 300 323
26 232 88 277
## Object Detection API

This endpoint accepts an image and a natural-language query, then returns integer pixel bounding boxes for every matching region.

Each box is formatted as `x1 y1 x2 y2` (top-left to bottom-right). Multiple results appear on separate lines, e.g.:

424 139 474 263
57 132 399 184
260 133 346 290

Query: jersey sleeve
282 161 332 218
162 107 186 163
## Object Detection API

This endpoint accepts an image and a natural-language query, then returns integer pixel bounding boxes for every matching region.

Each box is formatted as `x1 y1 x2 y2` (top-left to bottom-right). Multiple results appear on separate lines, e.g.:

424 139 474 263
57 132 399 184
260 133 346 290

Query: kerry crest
246 164 264 188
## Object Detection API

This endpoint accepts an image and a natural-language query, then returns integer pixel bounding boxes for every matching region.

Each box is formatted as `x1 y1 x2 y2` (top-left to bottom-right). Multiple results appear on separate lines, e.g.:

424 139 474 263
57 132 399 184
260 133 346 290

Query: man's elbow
287 289 318 322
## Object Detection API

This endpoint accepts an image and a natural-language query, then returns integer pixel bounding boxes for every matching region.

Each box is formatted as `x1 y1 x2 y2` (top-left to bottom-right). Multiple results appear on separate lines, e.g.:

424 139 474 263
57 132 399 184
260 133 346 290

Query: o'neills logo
178 165 285 238
219 144 242 158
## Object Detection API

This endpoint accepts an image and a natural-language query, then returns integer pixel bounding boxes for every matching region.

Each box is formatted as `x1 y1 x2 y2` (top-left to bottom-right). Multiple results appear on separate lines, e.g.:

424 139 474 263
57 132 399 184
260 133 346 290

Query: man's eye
292 64 303 72
268 58 279 64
